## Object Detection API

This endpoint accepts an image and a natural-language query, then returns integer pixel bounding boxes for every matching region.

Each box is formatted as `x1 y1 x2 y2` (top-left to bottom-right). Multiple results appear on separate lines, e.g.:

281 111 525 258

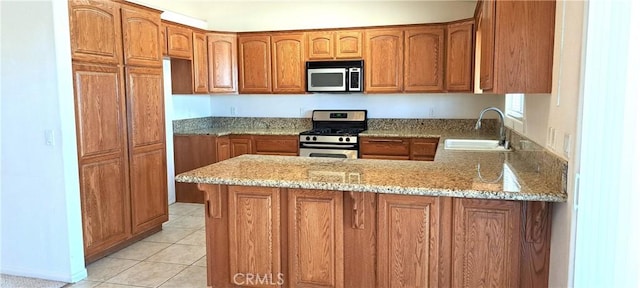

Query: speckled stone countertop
176 127 304 136
176 152 566 202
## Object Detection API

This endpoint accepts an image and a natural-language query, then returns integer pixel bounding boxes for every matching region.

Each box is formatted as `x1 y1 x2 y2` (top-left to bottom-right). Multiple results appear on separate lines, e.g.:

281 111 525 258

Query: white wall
129 1 477 32
0 0 86 282
209 93 503 118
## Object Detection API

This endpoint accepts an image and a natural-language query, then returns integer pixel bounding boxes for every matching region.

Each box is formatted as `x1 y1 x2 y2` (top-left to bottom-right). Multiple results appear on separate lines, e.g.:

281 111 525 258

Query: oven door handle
301 143 358 149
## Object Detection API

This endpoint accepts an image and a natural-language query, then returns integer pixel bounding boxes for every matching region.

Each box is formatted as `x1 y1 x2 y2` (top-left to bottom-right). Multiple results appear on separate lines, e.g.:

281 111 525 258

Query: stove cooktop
299 127 365 137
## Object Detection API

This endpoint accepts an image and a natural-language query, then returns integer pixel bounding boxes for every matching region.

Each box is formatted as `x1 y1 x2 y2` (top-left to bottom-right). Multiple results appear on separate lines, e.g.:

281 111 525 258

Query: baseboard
0 265 87 283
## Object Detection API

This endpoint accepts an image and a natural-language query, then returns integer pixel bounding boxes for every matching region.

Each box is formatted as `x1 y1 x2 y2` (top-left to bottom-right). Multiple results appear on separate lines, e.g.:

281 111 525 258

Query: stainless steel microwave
306 60 363 93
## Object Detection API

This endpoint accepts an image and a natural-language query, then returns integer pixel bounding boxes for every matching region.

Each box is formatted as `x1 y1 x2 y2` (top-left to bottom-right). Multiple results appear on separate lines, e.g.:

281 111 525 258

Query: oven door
307 68 347 92
299 147 358 159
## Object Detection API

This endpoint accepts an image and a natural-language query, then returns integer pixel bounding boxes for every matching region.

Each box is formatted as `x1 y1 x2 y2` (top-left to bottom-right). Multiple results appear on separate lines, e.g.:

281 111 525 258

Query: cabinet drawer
360 138 410 156
254 135 299 155
361 155 410 160
410 138 439 161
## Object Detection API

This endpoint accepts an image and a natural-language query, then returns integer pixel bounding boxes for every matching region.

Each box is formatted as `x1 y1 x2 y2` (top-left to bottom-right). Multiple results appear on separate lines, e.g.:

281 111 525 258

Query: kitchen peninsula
176 138 566 287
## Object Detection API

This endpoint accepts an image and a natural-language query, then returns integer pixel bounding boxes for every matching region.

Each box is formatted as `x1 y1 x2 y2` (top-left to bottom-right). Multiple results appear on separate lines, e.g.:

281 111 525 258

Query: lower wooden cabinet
173 135 217 203
198 184 552 288
360 136 439 161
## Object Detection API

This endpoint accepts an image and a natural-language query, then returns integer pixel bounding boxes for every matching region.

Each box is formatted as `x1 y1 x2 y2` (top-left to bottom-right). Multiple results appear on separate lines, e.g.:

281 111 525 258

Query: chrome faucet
475 107 508 147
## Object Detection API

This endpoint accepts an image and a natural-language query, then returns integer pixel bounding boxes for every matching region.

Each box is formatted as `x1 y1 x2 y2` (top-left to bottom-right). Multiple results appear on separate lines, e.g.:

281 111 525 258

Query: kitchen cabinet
230 136 252 158
69 0 167 263
446 19 475 92
160 24 167 56
364 28 404 93
253 135 298 156
361 136 439 161
68 0 122 65
288 189 344 287
452 198 521 287
238 34 272 93
216 136 231 162
207 33 238 93
173 135 217 203
377 194 441 287
166 23 193 59
121 5 162 67
307 30 363 60
271 33 306 93
192 31 209 93
477 0 555 93
404 25 445 92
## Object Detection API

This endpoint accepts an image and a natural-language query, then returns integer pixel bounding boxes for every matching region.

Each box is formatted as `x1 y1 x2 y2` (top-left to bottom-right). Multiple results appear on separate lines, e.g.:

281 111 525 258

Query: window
505 93 524 119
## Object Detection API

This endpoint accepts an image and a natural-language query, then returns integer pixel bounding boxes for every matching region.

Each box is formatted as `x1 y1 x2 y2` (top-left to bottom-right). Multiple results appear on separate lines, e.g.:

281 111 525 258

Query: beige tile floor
65 203 207 288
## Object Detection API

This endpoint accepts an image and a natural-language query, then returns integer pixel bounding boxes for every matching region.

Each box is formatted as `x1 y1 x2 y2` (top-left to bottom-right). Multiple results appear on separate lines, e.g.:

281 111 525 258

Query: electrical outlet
45 129 55 146
429 107 435 117
230 106 236 116
563 133 572 158
299 107 306 117
547 127 556 148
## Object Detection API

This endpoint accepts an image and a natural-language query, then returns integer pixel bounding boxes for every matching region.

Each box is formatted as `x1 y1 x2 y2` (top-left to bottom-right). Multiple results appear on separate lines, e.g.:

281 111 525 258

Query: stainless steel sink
444 139 511 152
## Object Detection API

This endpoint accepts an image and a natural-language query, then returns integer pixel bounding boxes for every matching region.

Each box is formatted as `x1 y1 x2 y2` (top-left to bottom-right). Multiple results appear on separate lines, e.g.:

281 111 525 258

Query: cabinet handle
349 191 365 230
367 139 404 143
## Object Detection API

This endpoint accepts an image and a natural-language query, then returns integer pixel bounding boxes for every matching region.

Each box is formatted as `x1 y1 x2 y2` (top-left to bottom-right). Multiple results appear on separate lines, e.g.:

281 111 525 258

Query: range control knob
339 137 344 142
312 136 317 141
345 137 351 142
305 136 310 141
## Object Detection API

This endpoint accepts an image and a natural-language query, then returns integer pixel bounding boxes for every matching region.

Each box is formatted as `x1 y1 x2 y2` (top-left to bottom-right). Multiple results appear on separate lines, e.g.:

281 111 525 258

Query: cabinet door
272 33 306 93
173 135 217 203
364 29 404 93
230 136 252 158
377 194 440 288
404 26 445 92
207 33 238 93
72 63 131 258
167 24 193 59
360 137 410 158
238 34 272 93
446 20 474 92
228 186 282 285
289 189 343 288
125 67 168 233
307 31 334 60
68 0 122 64
253 135 298 156
217 136 231 162
410 138 439 161
192 31 209 93
479 0 496 91
452 198 521 288
160 24 167 56
335 30 363 59
121 5 162 67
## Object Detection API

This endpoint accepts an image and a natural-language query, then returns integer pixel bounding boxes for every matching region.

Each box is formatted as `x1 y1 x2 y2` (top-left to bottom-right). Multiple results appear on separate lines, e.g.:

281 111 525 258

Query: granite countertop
174 127 305 136
176 145 567 202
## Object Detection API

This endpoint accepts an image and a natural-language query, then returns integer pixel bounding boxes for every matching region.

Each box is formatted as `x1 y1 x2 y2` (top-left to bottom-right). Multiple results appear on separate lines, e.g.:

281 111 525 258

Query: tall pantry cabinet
68 0 167 263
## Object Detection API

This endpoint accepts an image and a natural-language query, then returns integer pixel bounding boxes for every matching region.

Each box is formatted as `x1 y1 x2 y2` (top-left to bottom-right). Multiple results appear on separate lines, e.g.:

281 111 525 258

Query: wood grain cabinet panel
130 148 168 233
377 194 440 288
207 33 238 93
478 0 555 93
253 135 298 156
228 186 282 284
307 31 334 60
271 33 306 93
173 135 217 203
160 24 167 56
404 26 445 92
68 0 122 64
410 138 439 161
238 34 272 93
229 136 252 158
192 31 209 93
288 189 344 288
167 24 193 59
446 20 474 92
121 5 162 67
360 137 410 158
125 67 165 148
364 29 404 93
452 198 521 288
216 136 231 162
335 30 363 59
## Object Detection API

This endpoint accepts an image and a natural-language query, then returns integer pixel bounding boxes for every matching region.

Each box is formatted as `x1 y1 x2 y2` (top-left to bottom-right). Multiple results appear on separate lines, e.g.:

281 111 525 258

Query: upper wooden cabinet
307 30 363 60
121 5 162 67
192 31 209 93
160 24 167 56
364 28 404 93
68 0 122 64
404 25 445 92
166 24 193 59
207 33 238 93
238 34 272 93
446 20 475 92
478 0 555 93
271 33 306 93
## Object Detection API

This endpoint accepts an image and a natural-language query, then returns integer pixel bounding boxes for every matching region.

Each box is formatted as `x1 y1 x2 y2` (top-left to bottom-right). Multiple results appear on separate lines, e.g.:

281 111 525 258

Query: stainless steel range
299 110 367 159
